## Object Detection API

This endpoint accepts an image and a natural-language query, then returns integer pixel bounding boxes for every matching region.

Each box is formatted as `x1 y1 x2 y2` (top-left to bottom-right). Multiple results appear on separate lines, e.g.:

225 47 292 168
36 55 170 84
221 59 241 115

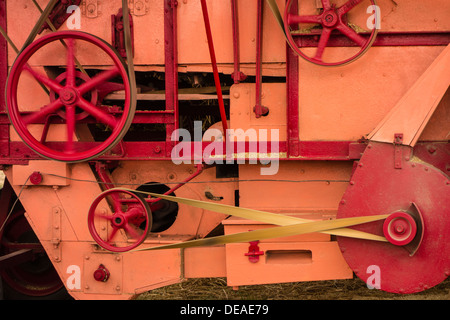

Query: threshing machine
0 0 448 300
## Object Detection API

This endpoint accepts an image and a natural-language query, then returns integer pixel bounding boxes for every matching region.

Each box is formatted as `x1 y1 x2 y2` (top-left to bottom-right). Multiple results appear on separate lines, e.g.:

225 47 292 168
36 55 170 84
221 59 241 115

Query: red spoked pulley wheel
6 31 135 162
284 0 379 66
88 189 152 252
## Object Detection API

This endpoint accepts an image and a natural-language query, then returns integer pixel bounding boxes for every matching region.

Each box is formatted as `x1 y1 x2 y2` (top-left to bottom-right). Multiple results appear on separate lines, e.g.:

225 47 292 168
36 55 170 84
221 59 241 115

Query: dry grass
136 277 450 301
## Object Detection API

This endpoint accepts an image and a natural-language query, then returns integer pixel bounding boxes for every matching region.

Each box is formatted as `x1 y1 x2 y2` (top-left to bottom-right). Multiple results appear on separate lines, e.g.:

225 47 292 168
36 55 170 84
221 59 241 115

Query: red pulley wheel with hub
284 0 379 66
337 142 450 294
6 31 135 162
88 189 152 253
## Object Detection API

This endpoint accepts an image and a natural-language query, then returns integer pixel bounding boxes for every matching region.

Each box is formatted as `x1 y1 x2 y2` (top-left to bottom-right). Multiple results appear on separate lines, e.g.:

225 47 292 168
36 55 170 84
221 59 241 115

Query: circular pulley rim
6 31 134 163
87 189 153 253
283 0 379 66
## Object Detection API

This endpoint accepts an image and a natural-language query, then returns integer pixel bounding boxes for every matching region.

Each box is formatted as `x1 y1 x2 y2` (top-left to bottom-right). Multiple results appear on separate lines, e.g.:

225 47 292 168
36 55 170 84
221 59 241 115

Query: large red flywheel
6 31 135 162
337 142 450 294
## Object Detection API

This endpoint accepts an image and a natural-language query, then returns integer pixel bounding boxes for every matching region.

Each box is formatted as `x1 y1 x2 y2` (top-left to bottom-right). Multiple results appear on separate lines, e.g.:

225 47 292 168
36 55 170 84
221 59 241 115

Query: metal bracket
394 133 403 169
245 241 264 263
38 0 82 33
129 0 150 16
52 207 62 263
112 8 135 59
82 0 101 19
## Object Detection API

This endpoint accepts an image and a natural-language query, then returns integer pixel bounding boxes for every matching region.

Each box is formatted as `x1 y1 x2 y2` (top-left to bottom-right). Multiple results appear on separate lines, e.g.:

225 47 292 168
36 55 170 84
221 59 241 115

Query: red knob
93 265 110 282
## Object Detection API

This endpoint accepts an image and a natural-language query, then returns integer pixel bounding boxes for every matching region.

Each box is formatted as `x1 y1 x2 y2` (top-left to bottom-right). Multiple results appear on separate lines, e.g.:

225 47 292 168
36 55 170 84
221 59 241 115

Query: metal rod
231 0 246 84
164 0 179 150
254 0 268 118
200 0 228 133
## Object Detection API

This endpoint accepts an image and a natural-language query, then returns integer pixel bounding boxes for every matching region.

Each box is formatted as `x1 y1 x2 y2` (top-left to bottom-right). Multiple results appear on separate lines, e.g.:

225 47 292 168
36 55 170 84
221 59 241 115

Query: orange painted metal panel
223 215 353 286
238 161 353 213
184 247 227 279
368 44 450 146
230 83 287 142
298 46 447 141
12 160 70 186
225 242 352 287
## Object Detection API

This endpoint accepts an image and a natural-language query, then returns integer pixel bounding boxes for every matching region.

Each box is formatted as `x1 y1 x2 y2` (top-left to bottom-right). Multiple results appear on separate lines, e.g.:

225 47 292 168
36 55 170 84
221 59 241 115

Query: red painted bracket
245 241 264 263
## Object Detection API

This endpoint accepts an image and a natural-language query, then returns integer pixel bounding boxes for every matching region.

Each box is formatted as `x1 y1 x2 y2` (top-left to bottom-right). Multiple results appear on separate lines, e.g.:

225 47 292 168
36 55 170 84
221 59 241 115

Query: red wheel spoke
77 98 118 129
337 0 364 16
336 23 366 47
321 0 332 10
77 67 120 96
123 224 141 240
96 213 113 221
313 27 332 62
124 207 143 220
65 106 76 153
288 14 321 26
107 227 119 242
22 99 64 125
23 65 63 94
65 38 76 87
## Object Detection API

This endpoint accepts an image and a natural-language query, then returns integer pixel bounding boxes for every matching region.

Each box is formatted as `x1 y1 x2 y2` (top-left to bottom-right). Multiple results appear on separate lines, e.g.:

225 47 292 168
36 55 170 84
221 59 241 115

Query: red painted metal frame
0 0 9 159
294 31 450 48
286 0 300 158
164 0 179 157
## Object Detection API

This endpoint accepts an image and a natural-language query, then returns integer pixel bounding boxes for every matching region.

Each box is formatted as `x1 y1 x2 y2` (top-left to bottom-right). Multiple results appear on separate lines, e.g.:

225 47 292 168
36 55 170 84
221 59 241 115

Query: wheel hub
383 212 417 246
88 189 153 252
60 87 78 105
322 10 338 28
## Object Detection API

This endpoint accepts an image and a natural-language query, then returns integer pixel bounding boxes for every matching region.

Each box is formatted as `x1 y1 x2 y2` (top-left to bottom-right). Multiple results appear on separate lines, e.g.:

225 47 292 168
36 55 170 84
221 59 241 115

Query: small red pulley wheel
6 31 134 162
284 0 379 66
383 211 417 246
88 189 152 252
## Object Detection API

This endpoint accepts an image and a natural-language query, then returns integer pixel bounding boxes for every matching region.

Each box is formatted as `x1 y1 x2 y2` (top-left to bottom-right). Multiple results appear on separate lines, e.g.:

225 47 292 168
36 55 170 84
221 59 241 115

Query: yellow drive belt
103 189 389 252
